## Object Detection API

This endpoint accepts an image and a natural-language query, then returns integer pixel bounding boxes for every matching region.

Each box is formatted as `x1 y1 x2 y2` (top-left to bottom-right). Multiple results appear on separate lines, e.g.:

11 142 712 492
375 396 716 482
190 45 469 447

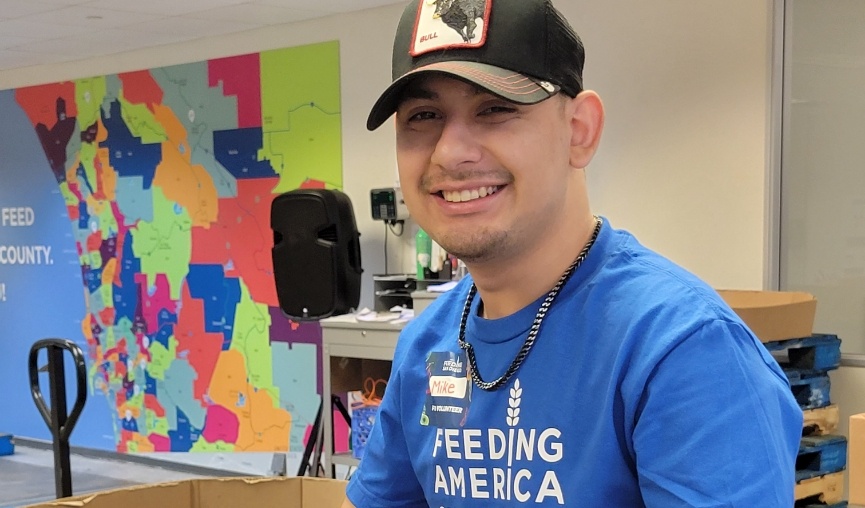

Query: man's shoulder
583 225 747 345
599 227 720 304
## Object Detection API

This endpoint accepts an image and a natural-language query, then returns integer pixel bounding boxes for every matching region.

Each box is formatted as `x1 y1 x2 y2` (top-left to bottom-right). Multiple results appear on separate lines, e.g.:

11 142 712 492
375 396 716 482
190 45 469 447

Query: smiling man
342 1 803 506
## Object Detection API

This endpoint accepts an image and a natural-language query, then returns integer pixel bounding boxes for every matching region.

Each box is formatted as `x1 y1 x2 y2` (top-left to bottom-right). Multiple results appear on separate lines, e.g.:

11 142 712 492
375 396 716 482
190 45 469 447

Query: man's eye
480 105 517 116
409 110 439 122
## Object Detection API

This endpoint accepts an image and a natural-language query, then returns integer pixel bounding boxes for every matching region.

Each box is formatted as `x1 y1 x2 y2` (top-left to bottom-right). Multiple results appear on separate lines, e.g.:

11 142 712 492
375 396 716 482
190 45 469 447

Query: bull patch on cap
411 0 491 56
367 0 585 130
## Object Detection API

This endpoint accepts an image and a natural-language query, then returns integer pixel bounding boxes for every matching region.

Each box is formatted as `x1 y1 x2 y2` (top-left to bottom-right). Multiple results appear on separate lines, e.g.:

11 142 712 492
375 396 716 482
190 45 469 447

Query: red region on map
175 284 224 401
190 177 278 306
119 70 164 112
208 53 262 129
14 82 78 129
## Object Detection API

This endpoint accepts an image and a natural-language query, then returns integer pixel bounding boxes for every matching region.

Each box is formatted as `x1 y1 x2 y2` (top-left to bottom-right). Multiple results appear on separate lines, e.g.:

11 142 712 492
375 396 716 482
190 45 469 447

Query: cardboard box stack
718 290 848 508
23 477 348 508
850 414 864 506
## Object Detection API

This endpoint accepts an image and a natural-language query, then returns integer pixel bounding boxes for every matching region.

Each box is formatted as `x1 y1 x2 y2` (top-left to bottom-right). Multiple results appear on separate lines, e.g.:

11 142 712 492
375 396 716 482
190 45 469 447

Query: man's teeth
442 186 498 203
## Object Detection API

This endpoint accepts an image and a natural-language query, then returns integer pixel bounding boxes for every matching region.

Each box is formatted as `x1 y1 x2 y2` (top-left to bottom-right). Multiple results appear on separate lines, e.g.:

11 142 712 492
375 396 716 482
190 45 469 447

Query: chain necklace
457 216 603 391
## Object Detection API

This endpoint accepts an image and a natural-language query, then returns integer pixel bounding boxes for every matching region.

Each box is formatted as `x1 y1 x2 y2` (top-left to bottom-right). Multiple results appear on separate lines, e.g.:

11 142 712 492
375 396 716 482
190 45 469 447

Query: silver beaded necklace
457 216 603 391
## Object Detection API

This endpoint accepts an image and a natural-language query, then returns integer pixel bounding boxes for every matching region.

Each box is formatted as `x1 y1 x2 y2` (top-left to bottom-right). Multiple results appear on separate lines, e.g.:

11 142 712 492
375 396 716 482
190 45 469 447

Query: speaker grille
318 224 338 243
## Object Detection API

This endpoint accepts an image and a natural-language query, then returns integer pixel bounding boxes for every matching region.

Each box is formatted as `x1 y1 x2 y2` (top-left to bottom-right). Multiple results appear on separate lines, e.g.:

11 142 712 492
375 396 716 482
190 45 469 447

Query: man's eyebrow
398 81 487 103
399 86 437 102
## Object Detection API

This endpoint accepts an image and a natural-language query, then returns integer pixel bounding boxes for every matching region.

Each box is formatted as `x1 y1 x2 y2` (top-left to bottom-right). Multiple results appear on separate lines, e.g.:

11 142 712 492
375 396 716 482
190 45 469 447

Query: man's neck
467 214 598 319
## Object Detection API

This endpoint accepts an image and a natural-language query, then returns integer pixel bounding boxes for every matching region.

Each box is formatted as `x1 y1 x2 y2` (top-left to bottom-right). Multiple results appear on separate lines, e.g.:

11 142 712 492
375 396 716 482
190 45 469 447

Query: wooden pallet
795 471 844 505
799 502 847 508
803 404 839 436
789 371 831 410
764 334 841 374
797 434 847 481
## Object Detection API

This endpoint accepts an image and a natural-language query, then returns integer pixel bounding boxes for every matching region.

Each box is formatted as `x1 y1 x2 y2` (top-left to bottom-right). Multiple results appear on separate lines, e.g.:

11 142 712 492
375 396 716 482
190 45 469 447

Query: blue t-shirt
347 219 802 507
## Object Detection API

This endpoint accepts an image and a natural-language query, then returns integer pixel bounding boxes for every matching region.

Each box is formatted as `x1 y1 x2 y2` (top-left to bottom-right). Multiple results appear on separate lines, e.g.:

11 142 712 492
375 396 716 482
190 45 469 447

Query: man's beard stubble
434 227 509 264
419 169 516 263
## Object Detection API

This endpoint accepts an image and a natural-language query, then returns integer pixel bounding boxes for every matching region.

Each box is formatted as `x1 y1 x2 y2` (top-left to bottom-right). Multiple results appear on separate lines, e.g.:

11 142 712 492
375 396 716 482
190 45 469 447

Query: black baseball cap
366 0 585 130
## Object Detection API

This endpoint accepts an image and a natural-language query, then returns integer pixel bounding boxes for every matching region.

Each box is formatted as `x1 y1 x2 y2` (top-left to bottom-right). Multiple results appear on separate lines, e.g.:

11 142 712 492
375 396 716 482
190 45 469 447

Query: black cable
383 221 405 275
389 221 405 236
384 222 388 274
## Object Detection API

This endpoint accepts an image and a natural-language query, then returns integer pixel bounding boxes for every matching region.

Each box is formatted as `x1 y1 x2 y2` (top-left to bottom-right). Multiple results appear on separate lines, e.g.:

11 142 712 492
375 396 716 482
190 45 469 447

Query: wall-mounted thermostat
370 187 409 222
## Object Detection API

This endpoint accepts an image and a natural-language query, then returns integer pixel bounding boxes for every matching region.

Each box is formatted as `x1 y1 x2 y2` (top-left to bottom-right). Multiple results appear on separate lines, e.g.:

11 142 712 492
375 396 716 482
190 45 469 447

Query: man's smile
440 186 501 203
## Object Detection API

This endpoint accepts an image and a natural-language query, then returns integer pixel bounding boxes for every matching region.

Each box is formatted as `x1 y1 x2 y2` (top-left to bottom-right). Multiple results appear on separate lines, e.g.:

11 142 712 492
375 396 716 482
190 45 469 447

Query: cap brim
366 61 558 131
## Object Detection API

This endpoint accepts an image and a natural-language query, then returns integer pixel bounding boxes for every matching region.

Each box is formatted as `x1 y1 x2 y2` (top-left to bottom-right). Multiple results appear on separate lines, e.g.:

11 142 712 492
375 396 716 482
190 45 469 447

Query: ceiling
0 0 404 72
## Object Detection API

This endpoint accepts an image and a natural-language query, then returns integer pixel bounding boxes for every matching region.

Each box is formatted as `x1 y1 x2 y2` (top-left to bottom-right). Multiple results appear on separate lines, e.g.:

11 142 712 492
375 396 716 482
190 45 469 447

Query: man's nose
430 118 482 170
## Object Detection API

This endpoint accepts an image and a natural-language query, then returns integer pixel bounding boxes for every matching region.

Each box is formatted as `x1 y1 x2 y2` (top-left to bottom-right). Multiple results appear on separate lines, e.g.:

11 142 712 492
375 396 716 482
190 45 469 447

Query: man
343 0 802 506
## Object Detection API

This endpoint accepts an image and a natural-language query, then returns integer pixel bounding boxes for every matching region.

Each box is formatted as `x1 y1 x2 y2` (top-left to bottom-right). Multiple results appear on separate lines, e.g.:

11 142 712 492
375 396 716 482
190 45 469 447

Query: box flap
716 290 817 343
23 477 349 508
195 477 302 507
850 413 865 505
24 481 192 508
716 289 815 308
301 477 347 505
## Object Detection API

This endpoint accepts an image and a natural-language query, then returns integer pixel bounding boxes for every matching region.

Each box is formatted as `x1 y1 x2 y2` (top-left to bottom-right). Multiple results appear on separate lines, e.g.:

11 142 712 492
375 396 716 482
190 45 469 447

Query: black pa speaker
271 189 362 320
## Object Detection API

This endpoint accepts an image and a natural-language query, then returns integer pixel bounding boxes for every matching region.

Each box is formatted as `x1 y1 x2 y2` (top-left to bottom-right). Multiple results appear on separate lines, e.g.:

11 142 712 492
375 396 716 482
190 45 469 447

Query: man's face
394 74 576 265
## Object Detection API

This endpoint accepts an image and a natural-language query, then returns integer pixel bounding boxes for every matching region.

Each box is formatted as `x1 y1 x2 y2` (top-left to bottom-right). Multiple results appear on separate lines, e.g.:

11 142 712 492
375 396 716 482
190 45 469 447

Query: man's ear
568 91 605 169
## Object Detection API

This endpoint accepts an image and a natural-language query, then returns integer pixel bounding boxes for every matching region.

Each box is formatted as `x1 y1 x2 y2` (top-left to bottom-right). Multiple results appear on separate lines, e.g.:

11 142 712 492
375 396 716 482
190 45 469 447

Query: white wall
0 0 774 294
0 0 780 471
574 1 772 290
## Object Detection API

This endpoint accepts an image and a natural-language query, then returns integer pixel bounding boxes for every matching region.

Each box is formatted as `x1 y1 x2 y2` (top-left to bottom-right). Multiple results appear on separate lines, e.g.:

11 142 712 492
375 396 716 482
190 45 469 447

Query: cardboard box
24 477 347 508
716 290 817 343
851 413 865 505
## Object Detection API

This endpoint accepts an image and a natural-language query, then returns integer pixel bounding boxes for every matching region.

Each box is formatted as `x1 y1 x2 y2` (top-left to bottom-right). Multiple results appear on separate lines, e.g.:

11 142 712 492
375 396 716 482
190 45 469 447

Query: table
319 318 404 473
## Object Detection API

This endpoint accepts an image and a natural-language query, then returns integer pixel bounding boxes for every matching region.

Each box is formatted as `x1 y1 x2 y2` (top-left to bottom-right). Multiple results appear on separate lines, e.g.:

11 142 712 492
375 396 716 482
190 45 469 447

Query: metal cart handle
27 338 88 499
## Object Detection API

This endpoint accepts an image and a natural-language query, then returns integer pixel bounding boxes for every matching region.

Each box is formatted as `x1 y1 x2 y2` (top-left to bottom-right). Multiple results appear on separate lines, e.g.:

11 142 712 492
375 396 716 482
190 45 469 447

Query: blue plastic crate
351 405 379 460
0 434 14 456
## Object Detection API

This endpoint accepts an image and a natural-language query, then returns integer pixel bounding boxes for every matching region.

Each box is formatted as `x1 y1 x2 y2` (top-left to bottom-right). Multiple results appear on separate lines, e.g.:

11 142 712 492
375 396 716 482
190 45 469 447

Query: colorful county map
13 41 341 453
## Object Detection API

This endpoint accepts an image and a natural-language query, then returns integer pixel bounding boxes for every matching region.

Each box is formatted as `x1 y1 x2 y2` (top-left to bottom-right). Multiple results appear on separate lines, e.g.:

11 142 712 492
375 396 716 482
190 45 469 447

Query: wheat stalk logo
507 379 522 427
